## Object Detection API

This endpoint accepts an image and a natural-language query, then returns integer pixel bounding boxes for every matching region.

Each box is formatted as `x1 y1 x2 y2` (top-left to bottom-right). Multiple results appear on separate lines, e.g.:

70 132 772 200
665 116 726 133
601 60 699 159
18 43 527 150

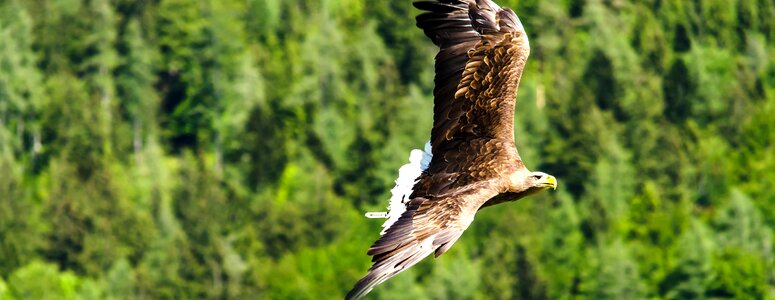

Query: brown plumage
346 1 557 299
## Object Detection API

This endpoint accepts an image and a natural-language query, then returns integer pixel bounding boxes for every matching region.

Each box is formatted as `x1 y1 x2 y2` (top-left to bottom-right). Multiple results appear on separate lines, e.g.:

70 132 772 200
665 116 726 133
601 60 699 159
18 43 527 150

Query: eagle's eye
532 174 543 180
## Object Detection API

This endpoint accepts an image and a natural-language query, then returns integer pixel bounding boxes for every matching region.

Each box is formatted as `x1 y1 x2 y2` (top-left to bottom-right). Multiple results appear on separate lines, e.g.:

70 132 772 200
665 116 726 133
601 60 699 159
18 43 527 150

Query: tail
345 269 392 300
345 238 436 300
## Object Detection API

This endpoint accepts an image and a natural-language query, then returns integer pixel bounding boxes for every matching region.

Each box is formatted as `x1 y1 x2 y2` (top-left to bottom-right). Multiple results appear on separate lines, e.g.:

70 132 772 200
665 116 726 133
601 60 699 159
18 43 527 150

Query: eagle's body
347 1 556 299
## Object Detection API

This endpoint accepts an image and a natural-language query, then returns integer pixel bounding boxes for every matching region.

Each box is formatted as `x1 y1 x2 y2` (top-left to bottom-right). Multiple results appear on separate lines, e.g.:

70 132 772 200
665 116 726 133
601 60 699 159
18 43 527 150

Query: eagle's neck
506 167 532 191
479 167 532 209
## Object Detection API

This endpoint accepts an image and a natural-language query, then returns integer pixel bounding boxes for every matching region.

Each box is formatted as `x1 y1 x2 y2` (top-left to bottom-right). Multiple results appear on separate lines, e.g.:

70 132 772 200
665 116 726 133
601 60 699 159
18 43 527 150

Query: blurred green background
1 0 774 299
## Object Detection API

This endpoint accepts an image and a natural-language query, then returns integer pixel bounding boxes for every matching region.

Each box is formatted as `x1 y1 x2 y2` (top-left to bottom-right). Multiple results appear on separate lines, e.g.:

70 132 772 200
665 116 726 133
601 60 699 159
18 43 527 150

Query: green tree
579 240 646 299
660 221 715 299
8 261 103 299
0 2 47 275
116 18 159 158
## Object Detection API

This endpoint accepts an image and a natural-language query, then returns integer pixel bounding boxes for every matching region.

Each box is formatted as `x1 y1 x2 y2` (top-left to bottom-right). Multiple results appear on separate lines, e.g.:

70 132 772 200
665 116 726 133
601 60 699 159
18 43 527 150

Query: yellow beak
542 175 557 190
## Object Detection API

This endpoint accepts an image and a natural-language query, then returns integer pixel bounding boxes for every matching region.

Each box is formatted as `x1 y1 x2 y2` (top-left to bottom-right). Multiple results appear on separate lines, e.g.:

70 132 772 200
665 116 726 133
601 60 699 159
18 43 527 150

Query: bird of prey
346 0 557 299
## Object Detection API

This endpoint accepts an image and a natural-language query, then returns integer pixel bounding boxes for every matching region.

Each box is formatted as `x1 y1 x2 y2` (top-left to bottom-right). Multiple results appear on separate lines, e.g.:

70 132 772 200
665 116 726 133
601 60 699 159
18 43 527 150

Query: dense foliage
1 0 774 298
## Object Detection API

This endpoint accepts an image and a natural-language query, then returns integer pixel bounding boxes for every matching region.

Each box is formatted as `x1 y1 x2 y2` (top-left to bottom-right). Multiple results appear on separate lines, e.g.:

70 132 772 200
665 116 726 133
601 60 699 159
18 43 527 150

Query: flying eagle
346 0 556 298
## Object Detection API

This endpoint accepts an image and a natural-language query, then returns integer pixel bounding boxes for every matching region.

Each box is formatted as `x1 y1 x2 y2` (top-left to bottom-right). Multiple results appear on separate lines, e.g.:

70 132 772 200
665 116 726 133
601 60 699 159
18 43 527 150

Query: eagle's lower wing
415 0 531 164
346 181 499 300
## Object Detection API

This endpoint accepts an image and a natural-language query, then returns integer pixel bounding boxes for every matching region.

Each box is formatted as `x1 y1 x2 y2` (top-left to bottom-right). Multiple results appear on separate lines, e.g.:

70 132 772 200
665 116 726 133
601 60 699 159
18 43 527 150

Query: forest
0 0 774 299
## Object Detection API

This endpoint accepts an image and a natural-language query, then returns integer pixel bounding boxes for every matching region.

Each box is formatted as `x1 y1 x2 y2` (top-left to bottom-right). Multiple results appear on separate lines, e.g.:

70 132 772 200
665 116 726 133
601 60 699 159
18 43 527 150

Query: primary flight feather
347 1 557 298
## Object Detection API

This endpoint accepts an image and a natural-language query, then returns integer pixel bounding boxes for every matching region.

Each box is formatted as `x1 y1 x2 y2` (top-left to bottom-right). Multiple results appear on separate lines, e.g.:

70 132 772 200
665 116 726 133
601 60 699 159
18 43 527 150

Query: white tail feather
365 212 388 218
366 141 433 235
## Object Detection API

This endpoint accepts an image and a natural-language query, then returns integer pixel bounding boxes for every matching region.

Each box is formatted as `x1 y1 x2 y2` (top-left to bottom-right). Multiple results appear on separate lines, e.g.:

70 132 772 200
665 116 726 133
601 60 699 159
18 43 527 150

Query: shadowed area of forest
1 0 774 299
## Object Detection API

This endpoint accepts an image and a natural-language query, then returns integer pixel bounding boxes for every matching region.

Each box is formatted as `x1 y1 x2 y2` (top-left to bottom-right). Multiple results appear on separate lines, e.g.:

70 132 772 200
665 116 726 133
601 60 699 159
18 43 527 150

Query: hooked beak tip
547 175 557 190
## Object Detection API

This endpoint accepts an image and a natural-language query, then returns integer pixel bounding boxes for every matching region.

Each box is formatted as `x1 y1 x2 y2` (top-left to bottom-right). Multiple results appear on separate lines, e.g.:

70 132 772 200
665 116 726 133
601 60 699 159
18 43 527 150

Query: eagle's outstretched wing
346 181 499 300
417 0 530 164
347 1 532 299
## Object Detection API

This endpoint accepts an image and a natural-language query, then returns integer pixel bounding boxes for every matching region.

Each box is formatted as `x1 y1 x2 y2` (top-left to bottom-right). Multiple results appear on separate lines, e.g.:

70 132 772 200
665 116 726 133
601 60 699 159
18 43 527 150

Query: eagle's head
512 171 557 197
528 171 557 191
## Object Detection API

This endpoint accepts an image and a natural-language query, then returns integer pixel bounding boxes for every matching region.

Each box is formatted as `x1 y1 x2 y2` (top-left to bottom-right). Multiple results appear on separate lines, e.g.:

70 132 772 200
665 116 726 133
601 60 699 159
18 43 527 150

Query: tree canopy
0 0 774 298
